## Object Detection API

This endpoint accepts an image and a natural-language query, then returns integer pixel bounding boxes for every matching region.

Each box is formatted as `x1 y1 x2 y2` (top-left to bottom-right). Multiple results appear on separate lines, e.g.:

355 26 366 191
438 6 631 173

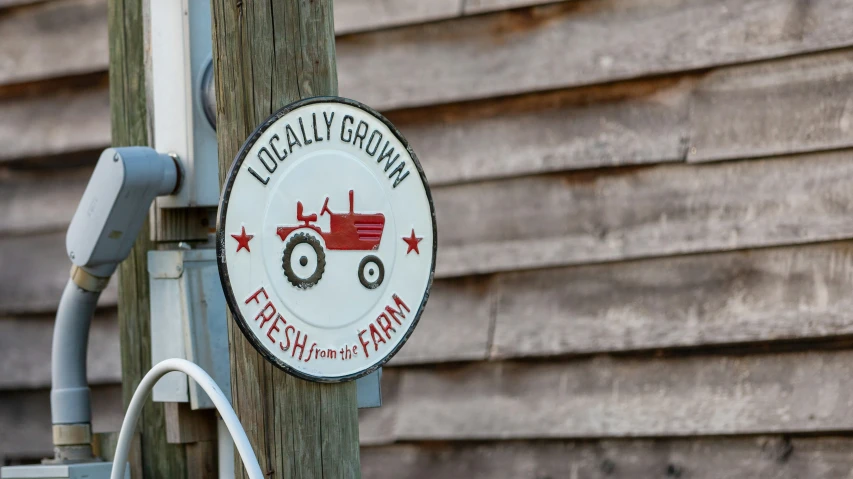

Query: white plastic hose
111 358 263 479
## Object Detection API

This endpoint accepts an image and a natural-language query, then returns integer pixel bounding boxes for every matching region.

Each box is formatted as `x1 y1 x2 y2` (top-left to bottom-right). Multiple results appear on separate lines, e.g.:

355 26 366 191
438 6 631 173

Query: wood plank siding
3 0 853 475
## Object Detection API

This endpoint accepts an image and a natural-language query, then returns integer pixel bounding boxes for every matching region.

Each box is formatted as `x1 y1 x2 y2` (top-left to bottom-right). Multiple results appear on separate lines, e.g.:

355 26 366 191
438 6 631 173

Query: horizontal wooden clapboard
0 0 39 8
335 0 560 34
5 353 853 460
10 146 853 286
437 150 853 276
390 276 494 364
0 0 108 86
5 0 853 112
0 311 120 390
6 242 853 377
361 437 853 479
359 368 401 445
337 0 853 110
0 385 123 462
6 51 853 225
0 279 487 390
0 0 563 87
687 50 853 163
0 232 117 315
7 150 853 312
8 47 853 190
491 241 853 358
0 83 110 163
334 0 460 35
5 74 688 174
388 75 691 185
379 351 853 441
0 166 91 236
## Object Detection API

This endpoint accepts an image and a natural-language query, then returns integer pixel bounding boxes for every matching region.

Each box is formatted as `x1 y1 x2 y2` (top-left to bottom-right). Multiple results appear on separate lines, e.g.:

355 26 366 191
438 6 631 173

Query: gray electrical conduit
50 279 262 477
51 278 101 425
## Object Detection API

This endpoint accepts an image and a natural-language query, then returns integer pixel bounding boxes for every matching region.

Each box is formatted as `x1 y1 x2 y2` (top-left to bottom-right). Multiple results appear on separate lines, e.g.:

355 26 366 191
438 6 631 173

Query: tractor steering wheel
320 197 332 217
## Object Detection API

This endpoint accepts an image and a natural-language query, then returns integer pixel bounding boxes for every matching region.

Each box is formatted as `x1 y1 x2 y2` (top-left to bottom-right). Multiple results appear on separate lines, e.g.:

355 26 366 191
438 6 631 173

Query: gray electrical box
1 463 128 479
149 0 218 208
149 249 230 409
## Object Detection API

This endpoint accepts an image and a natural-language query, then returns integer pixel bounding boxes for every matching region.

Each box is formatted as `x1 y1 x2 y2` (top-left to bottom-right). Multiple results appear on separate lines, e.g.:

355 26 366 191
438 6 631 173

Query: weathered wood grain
184 441 217 478
0 84 110 163
0 73 691 180
10 47 853 184
463 0 563 14
0 167 89 236
436 150 853 277
358 368 400 446
164 403 217 444
688 50 853 163
109 0 193 474
11 228 853 370
8 0 853 113
492 242 853 358
0 385 123 463
0 0 560 86
11 156 851 354
211 0 361 477
0 0 461 89
0 164 211 241
0 232 117 315
11 241 853 373
8 358 853 466
0 0 108 85
333 0 459 35
0 0 43 8
389 276 495 365
0 369 386 462
0 231 492 367
338 0 853 110
391 351 853 440
0 310 120 389
389 76 691 185
11 47 853 226
334 0 562 34
361 437 853 479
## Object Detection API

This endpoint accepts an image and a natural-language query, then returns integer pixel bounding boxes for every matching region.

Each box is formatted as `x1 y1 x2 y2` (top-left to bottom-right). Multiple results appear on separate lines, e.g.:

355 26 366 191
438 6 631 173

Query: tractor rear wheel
282 232 325 289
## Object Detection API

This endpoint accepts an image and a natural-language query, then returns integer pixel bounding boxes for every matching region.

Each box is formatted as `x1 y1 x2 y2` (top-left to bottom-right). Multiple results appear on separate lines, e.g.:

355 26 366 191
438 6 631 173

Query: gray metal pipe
50 279 101 425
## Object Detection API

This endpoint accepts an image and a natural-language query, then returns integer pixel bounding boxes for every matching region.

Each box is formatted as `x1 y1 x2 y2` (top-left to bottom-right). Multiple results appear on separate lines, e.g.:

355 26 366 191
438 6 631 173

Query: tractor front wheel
358 255 384 289
282 232 326 289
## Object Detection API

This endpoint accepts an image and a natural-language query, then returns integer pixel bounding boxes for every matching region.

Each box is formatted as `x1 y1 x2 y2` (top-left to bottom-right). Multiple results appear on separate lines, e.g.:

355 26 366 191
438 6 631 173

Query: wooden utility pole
108 0 187 476
211 1 361 478
109 0 216 477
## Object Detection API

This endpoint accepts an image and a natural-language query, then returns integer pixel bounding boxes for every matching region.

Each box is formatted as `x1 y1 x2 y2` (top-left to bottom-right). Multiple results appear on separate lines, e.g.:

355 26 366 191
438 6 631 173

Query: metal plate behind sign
217 97 436 383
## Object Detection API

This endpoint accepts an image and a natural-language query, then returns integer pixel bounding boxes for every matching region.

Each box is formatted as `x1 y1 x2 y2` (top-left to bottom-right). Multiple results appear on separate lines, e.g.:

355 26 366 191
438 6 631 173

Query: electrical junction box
149 0 218 208
0 463 128 479
66 148 177 274
149 249 230 409
148 250 382 409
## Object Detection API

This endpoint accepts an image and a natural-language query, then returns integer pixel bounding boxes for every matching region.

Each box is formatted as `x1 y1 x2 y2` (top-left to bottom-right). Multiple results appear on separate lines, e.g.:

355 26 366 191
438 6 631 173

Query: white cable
111 358 263 479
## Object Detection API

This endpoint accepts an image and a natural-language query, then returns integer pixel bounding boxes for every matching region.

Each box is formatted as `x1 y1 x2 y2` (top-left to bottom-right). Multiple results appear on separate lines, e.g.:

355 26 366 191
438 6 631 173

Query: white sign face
217 97 436 382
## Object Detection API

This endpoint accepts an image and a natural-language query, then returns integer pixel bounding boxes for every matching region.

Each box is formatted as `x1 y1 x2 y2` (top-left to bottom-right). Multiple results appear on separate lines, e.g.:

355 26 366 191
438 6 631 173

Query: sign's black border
216 96 437 383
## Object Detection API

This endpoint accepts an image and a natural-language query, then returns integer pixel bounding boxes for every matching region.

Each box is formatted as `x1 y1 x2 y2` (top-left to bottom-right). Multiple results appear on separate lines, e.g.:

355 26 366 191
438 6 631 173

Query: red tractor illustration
276 190 385 290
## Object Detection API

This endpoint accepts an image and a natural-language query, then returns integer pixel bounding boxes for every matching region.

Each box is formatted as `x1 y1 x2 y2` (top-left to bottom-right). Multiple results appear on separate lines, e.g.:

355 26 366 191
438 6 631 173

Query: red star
402 229 423 255
231 226 254 253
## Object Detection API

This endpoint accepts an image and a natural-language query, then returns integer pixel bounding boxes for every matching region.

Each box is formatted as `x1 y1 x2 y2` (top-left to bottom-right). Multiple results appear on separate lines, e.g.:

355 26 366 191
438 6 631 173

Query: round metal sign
217 97 436 382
